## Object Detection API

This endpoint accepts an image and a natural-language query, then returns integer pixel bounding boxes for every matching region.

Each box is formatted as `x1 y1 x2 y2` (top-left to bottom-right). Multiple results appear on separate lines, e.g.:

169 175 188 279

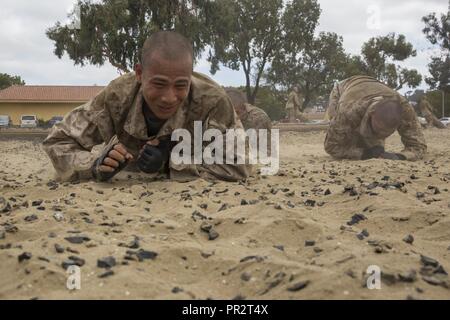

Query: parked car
20 115 38 128
0 115 11 128
48 116 64 127
439 117 450 127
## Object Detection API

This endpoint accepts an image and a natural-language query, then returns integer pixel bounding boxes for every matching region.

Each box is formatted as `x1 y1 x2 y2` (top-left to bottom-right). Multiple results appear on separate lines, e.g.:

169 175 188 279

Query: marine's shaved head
140 31 194 68
371 100 403 138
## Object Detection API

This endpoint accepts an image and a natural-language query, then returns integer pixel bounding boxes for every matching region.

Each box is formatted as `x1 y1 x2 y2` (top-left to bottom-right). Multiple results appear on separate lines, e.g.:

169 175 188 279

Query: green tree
0 73 25 90
254 86 286 121
207 0 285 104
269 31 347 110
426 90 450 117
46 0 217 73
422 3 450 92
360 33 422 90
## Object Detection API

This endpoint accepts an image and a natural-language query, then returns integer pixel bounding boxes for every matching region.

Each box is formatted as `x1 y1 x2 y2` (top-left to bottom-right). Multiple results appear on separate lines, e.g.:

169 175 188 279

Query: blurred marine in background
324 75 427 161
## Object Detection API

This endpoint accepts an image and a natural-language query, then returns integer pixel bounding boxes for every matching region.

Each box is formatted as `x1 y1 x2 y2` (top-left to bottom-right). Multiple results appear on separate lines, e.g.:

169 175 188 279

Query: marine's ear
135 64 143 83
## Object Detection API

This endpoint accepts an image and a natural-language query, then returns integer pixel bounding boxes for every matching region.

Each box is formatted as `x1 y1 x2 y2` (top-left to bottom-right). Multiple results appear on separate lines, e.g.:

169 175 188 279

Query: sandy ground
0 128 449 300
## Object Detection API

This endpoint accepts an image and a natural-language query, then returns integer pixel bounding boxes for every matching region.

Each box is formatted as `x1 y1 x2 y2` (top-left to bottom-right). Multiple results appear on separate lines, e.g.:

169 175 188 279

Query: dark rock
208 229 219 241
305 240 315 247
172 287 183 294
420 255 439 268
200 222 213 233
287 280 310 292
422 275 448 287
191 210 207 221
324 189 331 196
234 218 247 225
136 249 158 261
97 256 116 269
38 256 50 263
403 234 414 244
434 265 448 276
24 214 38 222
304 199 316 207
313 247 323 253
427 186 440 194
347 213 367 226
218 203 229 212
416 192 425 199
344 185 358 196
18 252 32 263
241 272 252 282
54 244 65 253
356 229 369 240
274 245 284 251
0 197 11 213
31 200 43 207
0 229 5 240
98 270 114 278
240 255 264 263
398 270 417 283
62 256 85 269
201 251 214 259
66 247 80 254
241 199 248 205
64 236 90 244
381 272 397 285
128 237 140 249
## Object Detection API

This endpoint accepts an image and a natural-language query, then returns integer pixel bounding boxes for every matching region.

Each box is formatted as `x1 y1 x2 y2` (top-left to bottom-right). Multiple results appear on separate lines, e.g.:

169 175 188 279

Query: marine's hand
137 143 164 174
361 146 385 160
98 144 134 173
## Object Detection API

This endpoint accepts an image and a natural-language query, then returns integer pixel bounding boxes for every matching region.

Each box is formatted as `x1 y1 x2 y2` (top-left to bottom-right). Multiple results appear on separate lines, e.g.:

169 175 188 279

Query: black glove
380 152 407 161
137 138 172 174
92 144 129 182
361 146 385 160
137 145 165 174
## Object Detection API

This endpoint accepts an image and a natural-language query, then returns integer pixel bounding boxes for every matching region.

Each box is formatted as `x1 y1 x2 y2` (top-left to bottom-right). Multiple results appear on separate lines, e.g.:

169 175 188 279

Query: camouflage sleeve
42 88 116 181
326 82 341 120
170 96 252 182
397 102 427 161
324 100 367 160
252 110 272 131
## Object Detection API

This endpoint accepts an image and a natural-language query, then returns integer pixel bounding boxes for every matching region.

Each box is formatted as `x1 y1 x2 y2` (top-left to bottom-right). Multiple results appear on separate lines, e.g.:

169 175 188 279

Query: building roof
0 85 105 103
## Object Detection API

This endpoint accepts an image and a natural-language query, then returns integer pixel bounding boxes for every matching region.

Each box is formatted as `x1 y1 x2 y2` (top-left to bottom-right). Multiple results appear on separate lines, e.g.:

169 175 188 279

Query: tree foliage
422 3 450 92
0 73 25 90
269 31 347 110
360 33 422 90
207 0 285 104
46 0 217 73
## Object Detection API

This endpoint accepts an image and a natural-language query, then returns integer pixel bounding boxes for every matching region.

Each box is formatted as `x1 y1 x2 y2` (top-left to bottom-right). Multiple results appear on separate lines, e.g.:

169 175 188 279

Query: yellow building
0 85 104 125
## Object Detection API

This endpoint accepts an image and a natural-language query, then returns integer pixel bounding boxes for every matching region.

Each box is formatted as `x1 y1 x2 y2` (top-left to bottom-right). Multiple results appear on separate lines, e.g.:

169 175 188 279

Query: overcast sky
0 0 447 93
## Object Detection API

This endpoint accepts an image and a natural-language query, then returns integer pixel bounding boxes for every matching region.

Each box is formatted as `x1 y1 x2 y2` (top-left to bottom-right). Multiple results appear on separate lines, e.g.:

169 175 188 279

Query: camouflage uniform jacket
240 103 272 131
324 75 427 161
43 72 251 182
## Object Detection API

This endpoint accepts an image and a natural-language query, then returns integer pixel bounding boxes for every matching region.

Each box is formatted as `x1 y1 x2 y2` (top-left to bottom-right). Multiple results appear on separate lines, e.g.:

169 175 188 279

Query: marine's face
136 53 192 120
